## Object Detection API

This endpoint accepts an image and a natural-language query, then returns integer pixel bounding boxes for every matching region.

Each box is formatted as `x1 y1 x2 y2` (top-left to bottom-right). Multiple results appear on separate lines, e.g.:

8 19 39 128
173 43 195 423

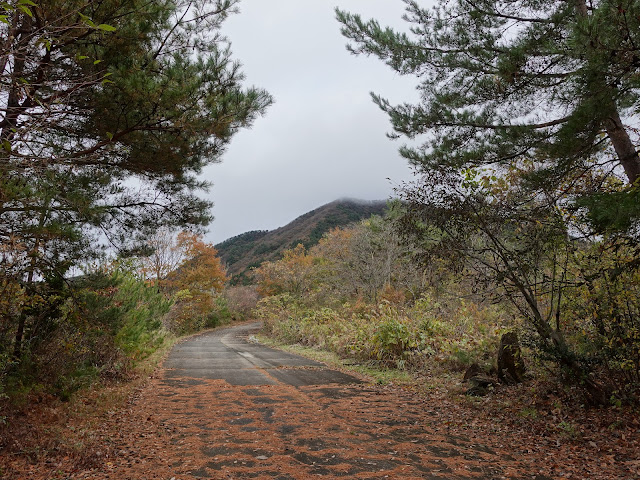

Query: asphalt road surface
77 322 548 479
163 321 361 387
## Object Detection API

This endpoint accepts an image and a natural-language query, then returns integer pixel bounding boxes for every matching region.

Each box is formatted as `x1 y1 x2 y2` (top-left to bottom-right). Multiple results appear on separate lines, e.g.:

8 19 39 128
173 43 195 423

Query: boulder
463 363 496 396
463 363 483 382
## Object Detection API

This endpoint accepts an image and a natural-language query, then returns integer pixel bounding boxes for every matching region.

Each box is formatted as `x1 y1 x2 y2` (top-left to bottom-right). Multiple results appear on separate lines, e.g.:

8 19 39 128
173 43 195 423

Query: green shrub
371 305 427 368
562 243 640 396
113 273 171 359
3 267 170 402
54 364 100 402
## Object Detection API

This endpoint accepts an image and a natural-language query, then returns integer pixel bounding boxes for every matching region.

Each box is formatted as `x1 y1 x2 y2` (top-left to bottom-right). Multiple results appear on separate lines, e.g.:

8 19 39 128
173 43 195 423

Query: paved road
164 322 361 386
80 322 545 479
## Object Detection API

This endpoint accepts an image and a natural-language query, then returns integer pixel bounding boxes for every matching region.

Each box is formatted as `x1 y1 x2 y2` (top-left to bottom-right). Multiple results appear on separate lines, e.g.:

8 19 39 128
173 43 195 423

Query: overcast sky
205 1 419 244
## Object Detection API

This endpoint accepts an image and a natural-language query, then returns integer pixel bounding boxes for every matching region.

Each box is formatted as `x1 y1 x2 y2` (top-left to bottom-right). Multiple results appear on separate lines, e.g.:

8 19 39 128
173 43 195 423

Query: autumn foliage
254 211 640 405
0 230 230 404
157 231 229 334
163 232 227 291
253 244 316 297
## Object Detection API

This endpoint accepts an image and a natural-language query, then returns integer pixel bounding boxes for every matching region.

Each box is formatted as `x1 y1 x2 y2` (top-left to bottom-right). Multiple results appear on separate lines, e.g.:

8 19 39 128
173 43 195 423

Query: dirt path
33 323 632 479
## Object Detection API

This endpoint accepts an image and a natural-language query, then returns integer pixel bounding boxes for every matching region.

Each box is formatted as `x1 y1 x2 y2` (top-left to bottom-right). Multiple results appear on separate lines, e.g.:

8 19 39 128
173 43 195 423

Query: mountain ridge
216 198 388 284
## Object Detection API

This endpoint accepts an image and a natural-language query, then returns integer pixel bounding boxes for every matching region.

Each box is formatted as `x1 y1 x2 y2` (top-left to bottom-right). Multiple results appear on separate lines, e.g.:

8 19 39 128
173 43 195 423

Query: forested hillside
216 199 387 284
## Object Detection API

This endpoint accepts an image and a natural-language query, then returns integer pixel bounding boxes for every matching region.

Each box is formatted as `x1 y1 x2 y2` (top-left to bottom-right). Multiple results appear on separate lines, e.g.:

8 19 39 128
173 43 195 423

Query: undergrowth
254 292 508 375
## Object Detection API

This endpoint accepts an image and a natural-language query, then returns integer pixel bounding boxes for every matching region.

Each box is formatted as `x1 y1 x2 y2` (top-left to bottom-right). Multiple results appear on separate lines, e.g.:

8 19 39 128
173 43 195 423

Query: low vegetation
253 205 640 407
0 230 256 456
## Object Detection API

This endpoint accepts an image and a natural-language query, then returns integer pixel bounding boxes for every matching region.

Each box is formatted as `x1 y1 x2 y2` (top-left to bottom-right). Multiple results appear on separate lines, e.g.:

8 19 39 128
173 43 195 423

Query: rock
463 363 483 382
497 332 525 384
463 363 496 396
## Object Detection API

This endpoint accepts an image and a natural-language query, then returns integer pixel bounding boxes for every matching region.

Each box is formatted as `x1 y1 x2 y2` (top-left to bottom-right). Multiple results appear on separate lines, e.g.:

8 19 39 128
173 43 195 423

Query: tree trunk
604 109 640 185
574 0 640 185
12 273 34 361
12 204 46 361
12 314 26 360
0 15 31 143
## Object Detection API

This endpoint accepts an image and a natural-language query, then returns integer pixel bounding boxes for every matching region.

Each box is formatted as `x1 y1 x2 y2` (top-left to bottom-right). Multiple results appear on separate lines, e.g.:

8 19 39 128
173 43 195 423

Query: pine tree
1 0 272 276
336 0 640 186
336 0 640 400
0 0 271 357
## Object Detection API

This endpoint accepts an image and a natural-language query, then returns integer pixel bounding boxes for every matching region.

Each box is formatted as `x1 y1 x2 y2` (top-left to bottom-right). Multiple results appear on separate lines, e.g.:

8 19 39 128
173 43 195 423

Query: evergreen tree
1 0 272 277
0 0 271 357
336 0 640 187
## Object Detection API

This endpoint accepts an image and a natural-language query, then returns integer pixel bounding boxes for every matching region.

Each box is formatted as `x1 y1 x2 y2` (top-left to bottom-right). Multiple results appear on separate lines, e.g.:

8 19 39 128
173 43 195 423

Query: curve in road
164 322 361 387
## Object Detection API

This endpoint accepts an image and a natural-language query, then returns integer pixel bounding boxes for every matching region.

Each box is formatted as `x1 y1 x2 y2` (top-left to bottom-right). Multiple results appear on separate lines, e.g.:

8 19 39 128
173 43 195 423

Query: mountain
216 199 388 284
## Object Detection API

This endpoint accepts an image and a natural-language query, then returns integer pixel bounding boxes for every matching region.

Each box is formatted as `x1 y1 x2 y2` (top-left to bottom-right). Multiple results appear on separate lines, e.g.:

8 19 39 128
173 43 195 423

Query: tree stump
497 332 525 384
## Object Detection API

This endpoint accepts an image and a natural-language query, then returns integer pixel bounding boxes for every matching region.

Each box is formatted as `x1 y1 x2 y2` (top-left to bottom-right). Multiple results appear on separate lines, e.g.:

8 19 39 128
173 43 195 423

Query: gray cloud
205 0 419 244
